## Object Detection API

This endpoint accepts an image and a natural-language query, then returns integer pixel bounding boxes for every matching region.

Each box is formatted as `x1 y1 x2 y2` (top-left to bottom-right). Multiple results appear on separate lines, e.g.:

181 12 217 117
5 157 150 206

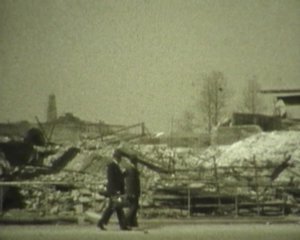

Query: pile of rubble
1 130 300 219
197 131 300 184
4 141 161 217
190 131 300 208
201 131 300 168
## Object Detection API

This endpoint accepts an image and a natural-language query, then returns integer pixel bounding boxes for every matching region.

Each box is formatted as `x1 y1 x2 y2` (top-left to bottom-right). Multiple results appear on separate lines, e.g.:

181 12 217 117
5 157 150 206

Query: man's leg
125 197 134 226
97 198 113 230
130 198 139 227
116 206 130 230
125 197 139 227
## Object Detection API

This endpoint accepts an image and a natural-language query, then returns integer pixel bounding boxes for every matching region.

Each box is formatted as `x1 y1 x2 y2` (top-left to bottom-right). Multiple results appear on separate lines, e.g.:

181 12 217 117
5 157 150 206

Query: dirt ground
1 222 300 240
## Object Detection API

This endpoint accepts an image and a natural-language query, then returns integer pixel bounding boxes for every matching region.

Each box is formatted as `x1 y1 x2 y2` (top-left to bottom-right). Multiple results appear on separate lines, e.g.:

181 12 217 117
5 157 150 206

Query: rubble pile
8 141 159 217
16 144 116 216
1 139 201 218
1 130 300 219
192 131 300 206
17 183 107 217
197 131 300 183
203 131 300 168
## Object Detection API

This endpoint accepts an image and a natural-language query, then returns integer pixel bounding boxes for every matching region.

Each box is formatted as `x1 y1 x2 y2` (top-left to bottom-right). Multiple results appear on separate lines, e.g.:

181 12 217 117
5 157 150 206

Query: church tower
47 94 57 122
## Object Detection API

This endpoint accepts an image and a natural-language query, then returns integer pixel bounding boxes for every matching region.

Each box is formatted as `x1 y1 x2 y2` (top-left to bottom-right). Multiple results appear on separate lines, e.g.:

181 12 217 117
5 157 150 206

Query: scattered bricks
39 211 45 217
47 193 55 203
79 189 92 196
61 200 74 212
78 196 92 204
56 190 62 198
57 195 71 204
92 193 105 201
20 189 30 197
60 193 73 202
31 190 38 197
28 203 38 211
58 211 74 216
37 191 43 197
98 185 106 192
84 211 101 224
91 201 107 212
50 205 59 215
71 189 80 198
50 175 57 181
77 175 85 182
140 197 153 208
24 200 32 207
74 204 84 214
77 216 85 225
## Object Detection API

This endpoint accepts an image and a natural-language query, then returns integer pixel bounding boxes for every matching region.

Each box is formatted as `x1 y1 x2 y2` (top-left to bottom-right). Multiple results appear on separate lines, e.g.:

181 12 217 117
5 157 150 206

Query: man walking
123 155 141 227
97 149 130 231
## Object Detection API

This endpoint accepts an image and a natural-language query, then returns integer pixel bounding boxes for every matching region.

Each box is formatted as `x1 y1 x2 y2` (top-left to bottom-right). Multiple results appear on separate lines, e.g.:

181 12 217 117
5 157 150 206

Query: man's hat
129 155 138 165
113 149 122 158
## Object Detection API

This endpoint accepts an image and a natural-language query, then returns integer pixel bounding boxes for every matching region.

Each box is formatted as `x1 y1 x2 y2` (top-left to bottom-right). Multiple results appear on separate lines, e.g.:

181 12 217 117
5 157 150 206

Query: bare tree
176 109 195 132
195 71 229 133
242 76 264 114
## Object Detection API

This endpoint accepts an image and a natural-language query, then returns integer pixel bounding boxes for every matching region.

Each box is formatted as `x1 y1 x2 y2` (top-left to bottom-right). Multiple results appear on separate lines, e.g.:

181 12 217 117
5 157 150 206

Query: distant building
259 88 300 119
42 112 119 143
0 113 127 144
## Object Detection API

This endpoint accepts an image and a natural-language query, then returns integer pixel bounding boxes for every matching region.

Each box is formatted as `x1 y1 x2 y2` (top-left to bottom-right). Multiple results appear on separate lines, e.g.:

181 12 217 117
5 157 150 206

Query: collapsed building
0 110 300 223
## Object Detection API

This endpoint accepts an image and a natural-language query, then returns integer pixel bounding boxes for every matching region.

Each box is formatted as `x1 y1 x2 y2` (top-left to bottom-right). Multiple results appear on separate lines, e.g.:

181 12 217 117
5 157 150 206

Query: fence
152 156 300 217
232 112 281 131
1 155 299 218
100 122 147 143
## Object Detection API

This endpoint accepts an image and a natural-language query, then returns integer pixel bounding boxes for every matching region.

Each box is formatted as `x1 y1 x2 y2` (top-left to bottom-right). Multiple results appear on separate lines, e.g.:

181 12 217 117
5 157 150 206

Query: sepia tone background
1 2 300 236
0 0 299 133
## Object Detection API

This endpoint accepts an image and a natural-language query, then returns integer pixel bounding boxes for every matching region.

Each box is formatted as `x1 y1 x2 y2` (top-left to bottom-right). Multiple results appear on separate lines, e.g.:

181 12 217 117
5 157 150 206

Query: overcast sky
0 0 299 133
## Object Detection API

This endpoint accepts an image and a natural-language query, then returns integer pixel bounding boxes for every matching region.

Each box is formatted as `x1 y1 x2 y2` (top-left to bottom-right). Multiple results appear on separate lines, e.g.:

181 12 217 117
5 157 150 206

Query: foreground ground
1 220 300 240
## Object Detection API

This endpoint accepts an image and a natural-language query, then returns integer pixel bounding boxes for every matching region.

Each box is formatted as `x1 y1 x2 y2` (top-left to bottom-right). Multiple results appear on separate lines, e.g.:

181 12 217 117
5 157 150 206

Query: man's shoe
121 227 131 231
130 224 138 228
97 222 107 231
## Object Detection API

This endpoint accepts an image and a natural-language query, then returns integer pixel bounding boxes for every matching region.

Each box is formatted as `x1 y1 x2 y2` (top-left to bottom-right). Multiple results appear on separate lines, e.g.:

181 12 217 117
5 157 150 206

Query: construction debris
1 129 300 220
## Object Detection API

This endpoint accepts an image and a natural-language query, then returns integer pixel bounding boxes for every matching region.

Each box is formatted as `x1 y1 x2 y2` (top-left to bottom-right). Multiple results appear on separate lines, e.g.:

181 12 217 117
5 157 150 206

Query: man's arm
123 168 128 178
106 163 114 186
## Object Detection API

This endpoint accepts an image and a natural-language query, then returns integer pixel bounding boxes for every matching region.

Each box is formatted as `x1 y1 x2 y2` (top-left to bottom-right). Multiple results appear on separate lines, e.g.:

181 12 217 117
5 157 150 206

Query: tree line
177 71 265 134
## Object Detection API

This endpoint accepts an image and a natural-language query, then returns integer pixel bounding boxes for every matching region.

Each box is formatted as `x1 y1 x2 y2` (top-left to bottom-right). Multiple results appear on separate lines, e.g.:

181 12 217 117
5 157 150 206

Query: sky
0 0 300 133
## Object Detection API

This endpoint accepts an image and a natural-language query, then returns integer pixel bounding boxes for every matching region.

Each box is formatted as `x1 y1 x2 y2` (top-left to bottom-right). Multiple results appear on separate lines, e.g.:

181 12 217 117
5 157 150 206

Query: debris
1 130 300 219
50 206 59 215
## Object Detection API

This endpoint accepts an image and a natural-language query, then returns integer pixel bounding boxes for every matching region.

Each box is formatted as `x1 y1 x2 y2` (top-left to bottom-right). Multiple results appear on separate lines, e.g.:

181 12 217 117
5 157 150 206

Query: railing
98 122 147 142
1 154 299 218
152 154 299 217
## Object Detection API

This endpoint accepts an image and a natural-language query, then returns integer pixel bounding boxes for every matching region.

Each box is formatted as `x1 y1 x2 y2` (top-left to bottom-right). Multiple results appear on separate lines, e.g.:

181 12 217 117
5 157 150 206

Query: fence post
282 192 286 216
253 155 261 216
235 187 239 217
188 184 191 218
213 156 221 214
0 186 2 215
45 186 49 216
